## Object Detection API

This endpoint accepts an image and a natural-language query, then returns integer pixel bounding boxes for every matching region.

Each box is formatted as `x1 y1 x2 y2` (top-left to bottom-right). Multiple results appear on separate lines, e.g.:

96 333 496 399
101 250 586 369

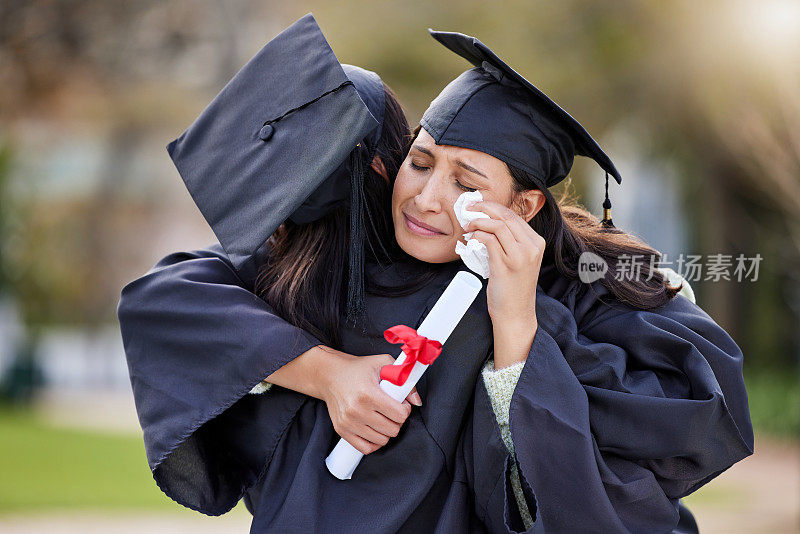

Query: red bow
379 325 443 386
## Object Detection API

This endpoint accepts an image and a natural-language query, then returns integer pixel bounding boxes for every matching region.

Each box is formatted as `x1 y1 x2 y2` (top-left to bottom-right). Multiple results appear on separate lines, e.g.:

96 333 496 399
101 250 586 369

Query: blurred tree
0 0 796 372
0 138 45 403
296 0 800 367
0 140 12 295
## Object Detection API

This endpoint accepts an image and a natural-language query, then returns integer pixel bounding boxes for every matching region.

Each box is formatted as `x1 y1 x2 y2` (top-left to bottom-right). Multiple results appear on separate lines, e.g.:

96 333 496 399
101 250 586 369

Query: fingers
364 409 404 438
356 423 391 448
468 200 532 242
342 432 382 455
332 409 399 455
375 354 422 419
379 358 422 407
467 201 545 268
374 389 413 424
405 387 423 406
339 403 407 455
467 219 519 255
467 218 523 266
470 229 507 274
377 354 397 366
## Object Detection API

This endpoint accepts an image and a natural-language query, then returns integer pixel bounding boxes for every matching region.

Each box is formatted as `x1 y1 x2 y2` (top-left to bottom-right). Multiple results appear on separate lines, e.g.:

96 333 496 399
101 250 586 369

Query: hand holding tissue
454 191 492 278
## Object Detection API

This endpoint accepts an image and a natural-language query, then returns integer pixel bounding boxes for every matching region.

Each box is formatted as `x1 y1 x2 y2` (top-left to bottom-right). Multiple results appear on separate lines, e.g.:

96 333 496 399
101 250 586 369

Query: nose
414 170 445 213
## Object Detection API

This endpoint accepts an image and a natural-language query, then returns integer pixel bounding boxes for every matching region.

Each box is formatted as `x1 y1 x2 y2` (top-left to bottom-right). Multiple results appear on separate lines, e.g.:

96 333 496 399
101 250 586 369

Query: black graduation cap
420 30 622 226
166 13 385 324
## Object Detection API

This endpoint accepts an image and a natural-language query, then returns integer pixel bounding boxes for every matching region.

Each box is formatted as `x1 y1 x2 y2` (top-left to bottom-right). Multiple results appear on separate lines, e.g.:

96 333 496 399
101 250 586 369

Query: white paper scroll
325 270 483 480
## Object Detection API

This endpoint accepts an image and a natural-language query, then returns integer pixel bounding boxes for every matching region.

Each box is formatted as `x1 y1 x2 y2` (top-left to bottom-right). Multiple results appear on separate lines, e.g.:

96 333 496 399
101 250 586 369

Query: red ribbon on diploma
379 325 443 386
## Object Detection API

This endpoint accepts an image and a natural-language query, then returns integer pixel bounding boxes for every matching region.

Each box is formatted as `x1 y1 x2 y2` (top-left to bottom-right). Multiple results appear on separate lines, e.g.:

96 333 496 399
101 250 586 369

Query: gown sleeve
481 360 534 530
482 269 698 455
116 242 322 515
494 284 754 533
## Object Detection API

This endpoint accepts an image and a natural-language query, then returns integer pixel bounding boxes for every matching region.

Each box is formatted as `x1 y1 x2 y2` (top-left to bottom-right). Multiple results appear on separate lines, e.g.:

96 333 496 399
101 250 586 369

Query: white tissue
454 191 491 278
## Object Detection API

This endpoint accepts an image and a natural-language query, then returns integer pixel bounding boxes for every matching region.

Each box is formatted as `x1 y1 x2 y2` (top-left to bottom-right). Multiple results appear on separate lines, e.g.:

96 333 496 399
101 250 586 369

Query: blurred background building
0 1 797 532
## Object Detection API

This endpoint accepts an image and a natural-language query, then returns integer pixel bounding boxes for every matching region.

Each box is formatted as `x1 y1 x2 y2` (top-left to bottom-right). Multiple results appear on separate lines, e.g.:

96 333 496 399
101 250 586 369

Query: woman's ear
514 190 546 223
371 156 389 184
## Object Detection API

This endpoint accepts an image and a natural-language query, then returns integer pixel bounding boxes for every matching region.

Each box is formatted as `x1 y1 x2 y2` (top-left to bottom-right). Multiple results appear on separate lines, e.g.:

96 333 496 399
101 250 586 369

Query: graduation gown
117 243 754 533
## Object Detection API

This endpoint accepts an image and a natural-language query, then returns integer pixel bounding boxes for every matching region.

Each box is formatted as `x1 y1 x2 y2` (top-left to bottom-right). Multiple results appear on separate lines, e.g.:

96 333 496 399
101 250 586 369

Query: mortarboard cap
166 13 386 323
420 30 622 226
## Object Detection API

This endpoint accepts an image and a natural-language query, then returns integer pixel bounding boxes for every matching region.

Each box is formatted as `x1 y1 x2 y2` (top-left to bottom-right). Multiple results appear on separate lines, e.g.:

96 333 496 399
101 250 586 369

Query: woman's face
392 127 521 263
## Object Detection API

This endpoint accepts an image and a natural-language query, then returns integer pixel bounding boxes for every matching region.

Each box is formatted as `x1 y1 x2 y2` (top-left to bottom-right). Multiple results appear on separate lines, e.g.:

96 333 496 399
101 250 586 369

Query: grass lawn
0 365 796 517
0 405 190 514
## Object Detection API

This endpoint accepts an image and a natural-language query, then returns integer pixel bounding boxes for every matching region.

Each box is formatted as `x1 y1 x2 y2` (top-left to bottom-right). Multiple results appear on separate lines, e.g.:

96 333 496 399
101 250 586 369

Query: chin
395 227 459 264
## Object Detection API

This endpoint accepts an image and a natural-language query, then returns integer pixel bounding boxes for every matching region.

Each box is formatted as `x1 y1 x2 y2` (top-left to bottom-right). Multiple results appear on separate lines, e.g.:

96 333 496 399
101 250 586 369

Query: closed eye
410 161 429 172
410 159 476 192
456 180 477 192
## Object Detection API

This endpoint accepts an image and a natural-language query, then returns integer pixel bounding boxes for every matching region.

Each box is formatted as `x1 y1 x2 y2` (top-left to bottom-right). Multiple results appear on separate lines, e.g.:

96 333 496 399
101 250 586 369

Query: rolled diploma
325 270 483 480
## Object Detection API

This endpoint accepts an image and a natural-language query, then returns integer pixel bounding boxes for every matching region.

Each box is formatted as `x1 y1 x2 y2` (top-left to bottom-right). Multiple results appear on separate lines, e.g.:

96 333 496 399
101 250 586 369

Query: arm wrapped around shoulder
503 286 753 533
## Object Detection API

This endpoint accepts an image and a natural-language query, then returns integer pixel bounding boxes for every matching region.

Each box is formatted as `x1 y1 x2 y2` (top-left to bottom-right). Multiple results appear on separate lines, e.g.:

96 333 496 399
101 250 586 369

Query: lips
404 212 445 235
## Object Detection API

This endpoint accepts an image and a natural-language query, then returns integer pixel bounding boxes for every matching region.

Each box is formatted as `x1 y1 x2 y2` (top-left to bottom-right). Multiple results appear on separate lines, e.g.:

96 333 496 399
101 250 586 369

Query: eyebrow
411 145 489 180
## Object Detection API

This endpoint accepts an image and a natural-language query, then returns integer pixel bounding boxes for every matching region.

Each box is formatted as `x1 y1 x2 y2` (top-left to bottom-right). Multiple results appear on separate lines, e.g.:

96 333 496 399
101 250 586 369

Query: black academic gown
117 243 754 533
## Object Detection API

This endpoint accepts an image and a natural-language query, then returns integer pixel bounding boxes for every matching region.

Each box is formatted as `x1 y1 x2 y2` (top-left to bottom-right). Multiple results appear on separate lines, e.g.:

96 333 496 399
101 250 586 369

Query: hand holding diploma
320 351 422 456
326 270 483 480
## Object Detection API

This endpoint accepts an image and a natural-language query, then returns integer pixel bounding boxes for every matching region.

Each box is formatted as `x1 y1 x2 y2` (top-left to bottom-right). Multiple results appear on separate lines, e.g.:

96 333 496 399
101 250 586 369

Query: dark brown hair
507 163 681 309
254 85 441 349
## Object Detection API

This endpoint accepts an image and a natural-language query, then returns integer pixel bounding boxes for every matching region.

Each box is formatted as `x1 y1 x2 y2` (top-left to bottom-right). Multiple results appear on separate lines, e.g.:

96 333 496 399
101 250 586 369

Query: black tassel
345 144 368 330
600 170 615 229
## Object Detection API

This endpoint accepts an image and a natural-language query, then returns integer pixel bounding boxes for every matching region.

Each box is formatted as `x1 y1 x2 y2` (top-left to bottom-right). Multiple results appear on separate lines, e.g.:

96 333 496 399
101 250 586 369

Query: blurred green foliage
744 368 800 440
